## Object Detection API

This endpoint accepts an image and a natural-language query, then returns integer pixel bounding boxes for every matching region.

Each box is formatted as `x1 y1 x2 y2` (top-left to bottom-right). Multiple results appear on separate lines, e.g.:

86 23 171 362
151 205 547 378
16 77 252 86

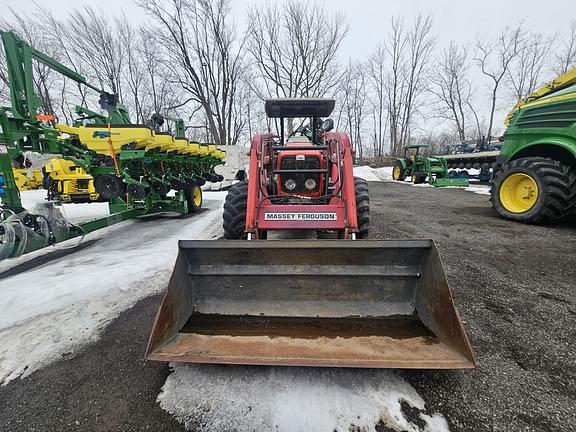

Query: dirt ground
0 181 575 431
370 183 576 432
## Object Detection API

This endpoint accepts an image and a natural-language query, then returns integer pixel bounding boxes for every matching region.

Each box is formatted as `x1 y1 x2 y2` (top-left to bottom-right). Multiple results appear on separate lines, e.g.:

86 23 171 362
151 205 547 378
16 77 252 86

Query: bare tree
474 25 523 141
507 32 555 101
247 0 348 133
555 20 576 74
137 29 183 119
140 0 247 145
366 45 387 157
385 14 435 156
117 19 147 123
63 7 127 98
0 8 61 116
340 61 367 162
429 42 475 142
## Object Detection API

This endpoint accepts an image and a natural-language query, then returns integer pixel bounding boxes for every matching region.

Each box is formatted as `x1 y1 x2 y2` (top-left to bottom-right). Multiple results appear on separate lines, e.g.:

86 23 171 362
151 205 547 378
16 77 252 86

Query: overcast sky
4 0 573 58
2 0 574 135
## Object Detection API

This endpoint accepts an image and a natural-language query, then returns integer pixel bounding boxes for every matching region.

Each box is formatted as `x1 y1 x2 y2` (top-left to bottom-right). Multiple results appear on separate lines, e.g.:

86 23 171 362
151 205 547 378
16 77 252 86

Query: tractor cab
402 144 426 159
265 98 335 145
264 98 335 198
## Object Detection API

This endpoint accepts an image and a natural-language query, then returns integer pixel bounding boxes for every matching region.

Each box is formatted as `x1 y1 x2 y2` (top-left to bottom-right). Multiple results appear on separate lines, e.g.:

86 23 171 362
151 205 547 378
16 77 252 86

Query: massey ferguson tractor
146 99 475 369
223 98 369 240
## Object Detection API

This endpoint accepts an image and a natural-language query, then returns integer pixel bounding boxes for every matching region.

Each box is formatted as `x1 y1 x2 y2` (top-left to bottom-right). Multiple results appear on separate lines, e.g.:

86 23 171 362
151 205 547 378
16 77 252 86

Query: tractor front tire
185 183 203 213
491 157 576 224
223 181 248 239
411 174 426 184
354 177 370 239
392 161 406 181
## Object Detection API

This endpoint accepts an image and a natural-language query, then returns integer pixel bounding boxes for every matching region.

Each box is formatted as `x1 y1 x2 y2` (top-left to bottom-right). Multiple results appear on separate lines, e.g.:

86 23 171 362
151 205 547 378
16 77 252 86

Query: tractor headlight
284 178 297 191
304 178 317 190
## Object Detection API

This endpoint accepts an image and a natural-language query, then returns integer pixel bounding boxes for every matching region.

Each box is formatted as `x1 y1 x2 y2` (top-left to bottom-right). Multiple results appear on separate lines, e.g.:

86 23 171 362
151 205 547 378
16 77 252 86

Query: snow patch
353 166 393 182
465 185 491 196
158 364 450 432
18 189 110 224
0 192 226 385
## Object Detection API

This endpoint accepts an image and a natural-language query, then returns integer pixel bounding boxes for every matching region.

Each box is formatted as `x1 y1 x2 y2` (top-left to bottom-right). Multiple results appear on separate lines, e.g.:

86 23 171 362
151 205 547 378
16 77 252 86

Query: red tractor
223 98 369 240
146 98 475 370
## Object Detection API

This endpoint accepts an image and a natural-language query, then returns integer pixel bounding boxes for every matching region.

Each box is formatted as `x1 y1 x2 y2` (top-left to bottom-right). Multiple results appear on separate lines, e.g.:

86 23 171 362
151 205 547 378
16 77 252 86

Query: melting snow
159 364 450 432
0 192 226 384
4 189 453 432
465 185 491 196
353 166 393 182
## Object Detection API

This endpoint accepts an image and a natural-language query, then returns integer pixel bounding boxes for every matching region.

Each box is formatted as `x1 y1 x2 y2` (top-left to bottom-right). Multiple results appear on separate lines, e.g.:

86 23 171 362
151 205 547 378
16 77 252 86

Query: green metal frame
500 85 576 166
0 30 224 259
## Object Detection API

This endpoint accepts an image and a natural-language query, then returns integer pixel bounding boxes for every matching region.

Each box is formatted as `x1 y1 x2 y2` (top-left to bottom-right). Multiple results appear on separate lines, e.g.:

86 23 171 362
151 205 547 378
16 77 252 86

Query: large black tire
392 160 406 181
223 181 248 239
354 177 369 239
491 157 576 224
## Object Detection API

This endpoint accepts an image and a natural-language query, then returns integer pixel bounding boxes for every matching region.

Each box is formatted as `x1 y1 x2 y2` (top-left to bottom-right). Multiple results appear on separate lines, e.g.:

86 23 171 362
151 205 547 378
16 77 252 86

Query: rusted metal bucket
146 240 475 369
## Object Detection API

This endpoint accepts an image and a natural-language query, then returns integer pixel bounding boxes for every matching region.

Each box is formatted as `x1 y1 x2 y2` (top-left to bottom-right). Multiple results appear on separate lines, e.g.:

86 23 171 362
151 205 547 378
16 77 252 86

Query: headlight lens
304 178 317 190
284 178 297 191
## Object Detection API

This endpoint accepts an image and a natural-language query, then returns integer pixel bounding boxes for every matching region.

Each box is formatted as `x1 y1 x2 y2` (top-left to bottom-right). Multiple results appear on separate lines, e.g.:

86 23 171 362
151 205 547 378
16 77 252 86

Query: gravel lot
370 182 576 432
0 181 574 431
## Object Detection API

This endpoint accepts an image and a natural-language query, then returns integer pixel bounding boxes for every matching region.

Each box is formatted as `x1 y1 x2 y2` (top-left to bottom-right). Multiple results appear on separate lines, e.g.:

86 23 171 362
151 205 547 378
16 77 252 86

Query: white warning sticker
264 212 337 221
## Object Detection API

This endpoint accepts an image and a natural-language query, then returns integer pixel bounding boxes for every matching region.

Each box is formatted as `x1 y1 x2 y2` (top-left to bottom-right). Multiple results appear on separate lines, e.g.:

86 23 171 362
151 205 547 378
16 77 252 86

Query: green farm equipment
0 30 225 258
491 68 576 224
392 145 469 187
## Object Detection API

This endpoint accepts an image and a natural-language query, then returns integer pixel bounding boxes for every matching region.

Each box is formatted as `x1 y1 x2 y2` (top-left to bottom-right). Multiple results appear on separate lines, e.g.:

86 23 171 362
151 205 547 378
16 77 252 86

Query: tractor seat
287 136 311 144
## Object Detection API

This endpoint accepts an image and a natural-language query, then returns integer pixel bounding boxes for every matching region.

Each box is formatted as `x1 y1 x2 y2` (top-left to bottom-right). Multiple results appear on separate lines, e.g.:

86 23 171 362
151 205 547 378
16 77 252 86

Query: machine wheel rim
499 172 539 213
393 166 401 180
193 186 202 206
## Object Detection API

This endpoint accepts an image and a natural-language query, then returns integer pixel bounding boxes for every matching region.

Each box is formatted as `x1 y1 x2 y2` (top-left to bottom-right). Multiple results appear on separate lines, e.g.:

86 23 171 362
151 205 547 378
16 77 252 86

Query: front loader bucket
146 240 475 369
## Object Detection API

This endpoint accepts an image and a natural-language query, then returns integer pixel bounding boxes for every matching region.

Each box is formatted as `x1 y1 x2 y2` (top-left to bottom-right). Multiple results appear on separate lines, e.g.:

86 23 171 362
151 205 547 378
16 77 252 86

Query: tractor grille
279 156 321 193
515 102 576 129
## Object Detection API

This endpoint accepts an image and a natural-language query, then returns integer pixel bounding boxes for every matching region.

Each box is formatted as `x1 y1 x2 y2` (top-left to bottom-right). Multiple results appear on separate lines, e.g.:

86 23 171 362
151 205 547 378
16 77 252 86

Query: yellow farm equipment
56 124 156 155
12 168 43 191
44 159 99 203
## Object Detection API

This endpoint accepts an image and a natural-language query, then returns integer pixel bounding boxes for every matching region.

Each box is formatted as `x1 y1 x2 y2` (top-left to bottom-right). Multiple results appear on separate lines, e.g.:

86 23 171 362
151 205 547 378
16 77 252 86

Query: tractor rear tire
491 157 576 224
392 161 406 181
223 181 248 239
354 177 369 239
